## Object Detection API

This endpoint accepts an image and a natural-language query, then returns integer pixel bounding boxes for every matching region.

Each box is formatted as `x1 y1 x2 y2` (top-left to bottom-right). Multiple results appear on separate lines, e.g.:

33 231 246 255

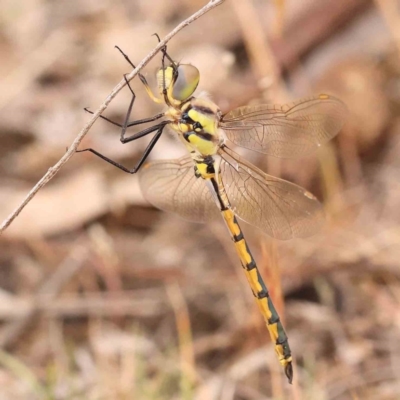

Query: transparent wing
139 155 219 223
221 94 347 158
219 147 325 240
139 152 324 239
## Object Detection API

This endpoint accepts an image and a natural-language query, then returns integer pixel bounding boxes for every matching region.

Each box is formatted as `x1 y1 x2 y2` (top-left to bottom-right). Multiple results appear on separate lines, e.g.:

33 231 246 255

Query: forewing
219 147 324 240
139 156 219 223
221 94 347 158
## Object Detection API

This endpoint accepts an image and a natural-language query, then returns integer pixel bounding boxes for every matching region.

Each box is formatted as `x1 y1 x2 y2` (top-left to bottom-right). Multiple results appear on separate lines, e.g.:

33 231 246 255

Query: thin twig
0 0 226 235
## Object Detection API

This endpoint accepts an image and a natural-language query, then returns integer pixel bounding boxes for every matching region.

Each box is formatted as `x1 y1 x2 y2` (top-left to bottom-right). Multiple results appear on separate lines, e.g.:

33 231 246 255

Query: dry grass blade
230 0 286 101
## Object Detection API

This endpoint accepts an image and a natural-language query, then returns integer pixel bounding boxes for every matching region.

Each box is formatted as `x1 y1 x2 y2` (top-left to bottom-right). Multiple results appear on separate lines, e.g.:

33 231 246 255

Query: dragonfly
78 40 347 383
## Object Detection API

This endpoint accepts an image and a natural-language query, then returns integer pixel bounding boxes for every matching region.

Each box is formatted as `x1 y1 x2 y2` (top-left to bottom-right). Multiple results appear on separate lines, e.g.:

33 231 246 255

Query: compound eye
172 64 200 101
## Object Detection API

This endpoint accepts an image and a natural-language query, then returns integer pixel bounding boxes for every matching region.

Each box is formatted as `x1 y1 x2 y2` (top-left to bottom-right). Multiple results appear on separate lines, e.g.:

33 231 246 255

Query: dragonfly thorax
158 61 223 157
167 97 223 157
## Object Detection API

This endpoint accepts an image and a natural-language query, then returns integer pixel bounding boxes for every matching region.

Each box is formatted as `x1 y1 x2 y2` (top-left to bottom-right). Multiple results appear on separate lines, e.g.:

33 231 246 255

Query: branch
0 0 226 234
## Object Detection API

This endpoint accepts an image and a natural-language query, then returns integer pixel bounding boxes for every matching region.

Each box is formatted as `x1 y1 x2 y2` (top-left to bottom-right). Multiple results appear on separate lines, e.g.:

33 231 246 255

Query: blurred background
1 0 400 398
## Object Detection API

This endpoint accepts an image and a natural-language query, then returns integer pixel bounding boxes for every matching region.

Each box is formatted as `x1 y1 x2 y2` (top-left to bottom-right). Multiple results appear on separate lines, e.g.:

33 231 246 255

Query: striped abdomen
221 208 293 383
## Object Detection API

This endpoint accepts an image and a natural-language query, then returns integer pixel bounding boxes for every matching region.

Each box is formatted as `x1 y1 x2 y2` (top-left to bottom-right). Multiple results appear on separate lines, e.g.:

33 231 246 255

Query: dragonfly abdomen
220 207 293 383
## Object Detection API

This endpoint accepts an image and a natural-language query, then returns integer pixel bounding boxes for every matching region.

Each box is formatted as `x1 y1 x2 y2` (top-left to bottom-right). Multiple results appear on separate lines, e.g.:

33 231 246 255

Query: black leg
162 45 176 67
114 45 150 88
85 69 165 129
77 123 167 174
115 41 176 98
85 47 166 133
153 33 176 66
120 121 169 144
119 74 143 142
78 43 173 174
114 41 176 107
84 73 164 137
84 107 164 129
115 45 136 69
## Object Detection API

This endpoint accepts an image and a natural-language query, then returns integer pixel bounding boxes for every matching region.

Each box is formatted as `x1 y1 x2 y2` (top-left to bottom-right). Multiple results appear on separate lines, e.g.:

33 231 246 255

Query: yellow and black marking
220 207 293 383
196 159 293 383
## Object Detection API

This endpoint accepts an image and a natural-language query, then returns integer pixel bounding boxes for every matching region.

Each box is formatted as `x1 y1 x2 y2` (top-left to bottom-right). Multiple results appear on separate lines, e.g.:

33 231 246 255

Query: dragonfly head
157 64 200 103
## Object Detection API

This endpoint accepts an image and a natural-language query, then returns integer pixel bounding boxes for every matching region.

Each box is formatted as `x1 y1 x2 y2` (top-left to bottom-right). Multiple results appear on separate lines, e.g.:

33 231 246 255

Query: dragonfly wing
221 94 347 158
219 147 324 240
139 155 219 223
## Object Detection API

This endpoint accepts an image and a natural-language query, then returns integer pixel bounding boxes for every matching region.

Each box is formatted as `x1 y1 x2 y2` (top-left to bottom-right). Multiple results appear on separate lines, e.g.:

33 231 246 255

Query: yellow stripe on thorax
185 134 218 156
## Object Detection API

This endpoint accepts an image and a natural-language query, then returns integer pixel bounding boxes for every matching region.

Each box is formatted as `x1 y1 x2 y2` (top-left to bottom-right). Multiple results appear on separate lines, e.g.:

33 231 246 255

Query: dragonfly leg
84 73 165 147
153 33 176 66
84 107 164 130
115 45 162 104
84 72 164 136
116 74 165 143
77 122 168 174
